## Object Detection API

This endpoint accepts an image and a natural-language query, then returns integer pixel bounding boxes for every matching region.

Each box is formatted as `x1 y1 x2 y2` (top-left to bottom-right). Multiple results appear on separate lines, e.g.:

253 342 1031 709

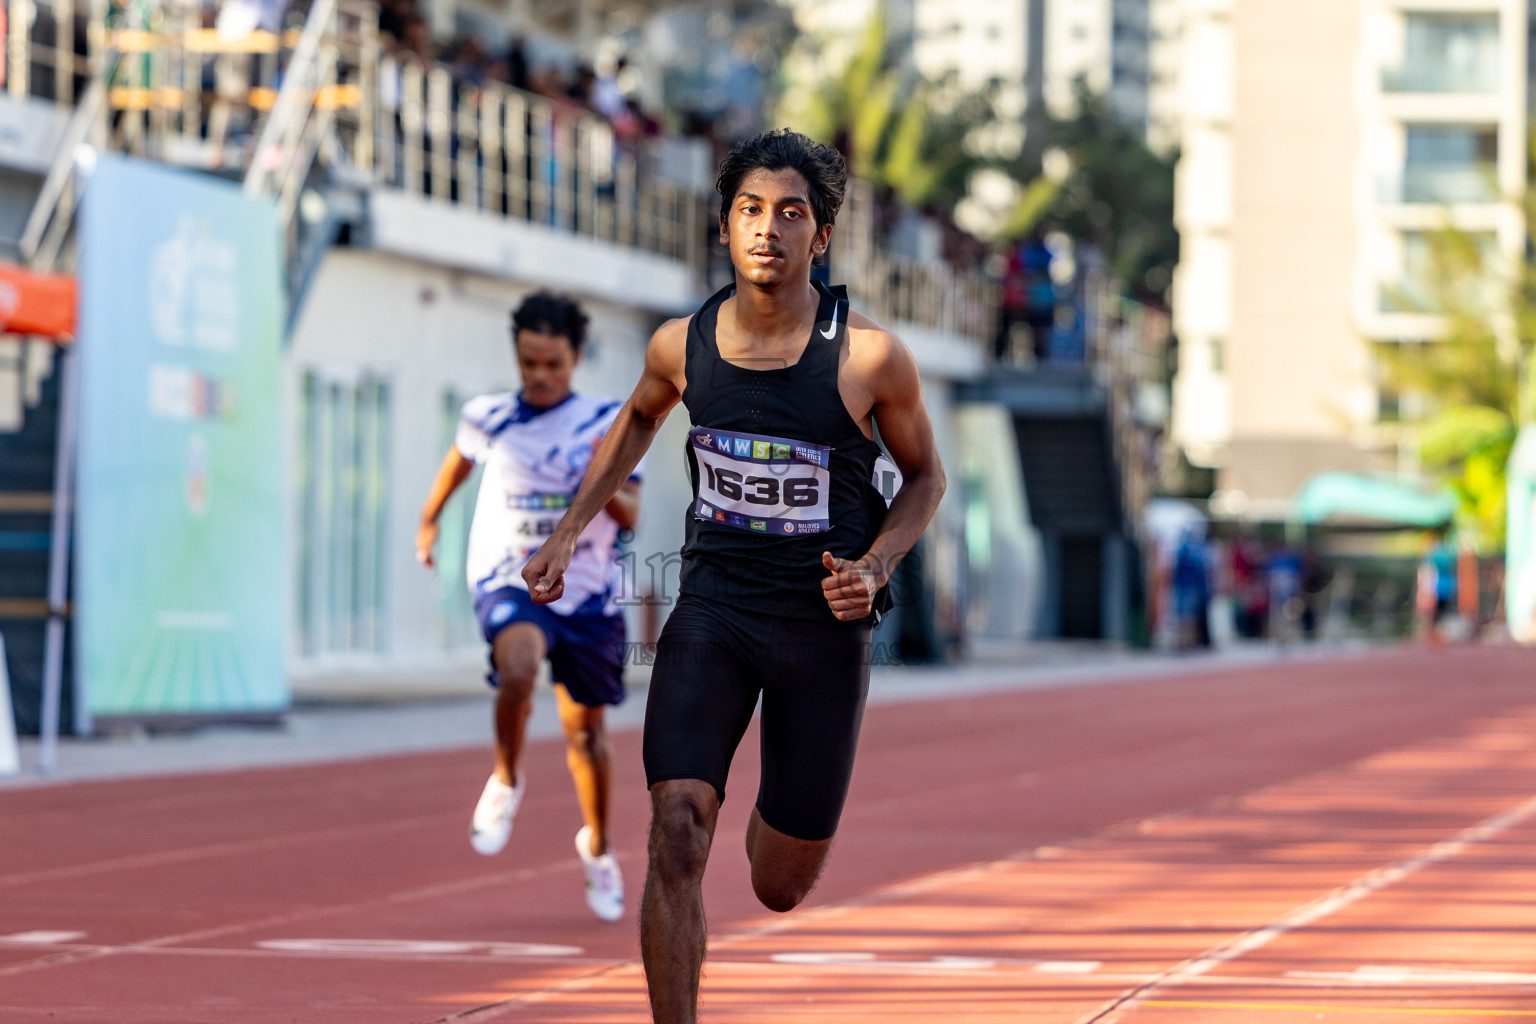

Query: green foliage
999 177 1061 242
1035 86 1179 302
774 2 997 213
1375 139 1536 550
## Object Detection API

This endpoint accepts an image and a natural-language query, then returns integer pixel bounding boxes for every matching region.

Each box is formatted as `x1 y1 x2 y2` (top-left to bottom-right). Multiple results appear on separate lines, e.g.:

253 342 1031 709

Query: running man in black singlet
522 129 945 1023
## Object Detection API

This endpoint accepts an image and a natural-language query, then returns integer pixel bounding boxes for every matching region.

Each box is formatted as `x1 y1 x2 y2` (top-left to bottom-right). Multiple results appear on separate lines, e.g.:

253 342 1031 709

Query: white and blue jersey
456 390 639 618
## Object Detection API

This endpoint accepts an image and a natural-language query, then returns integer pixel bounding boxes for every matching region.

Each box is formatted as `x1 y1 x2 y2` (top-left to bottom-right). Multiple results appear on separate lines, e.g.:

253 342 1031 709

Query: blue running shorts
474 586 626 707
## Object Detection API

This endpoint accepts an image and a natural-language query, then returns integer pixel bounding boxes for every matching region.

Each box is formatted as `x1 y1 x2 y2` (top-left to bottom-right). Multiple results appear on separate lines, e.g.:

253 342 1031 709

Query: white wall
956 403 1044 640
286 245 984 684
286 247 679 682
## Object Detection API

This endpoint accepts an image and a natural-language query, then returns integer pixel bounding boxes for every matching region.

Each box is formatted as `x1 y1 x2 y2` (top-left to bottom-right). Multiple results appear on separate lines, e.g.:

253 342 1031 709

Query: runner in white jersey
416 292 640 923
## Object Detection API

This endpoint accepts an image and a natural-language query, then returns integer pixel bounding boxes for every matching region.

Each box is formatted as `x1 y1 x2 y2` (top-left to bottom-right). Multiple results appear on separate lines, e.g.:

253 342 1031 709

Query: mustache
748 245 785 257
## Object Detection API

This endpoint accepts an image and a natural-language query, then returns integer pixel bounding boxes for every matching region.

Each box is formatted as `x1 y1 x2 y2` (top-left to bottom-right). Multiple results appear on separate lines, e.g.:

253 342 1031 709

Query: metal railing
832 178 995 340
6 0 98 105
17 47 108 271
5 0 996 341
14 0 377 273
1083 272 1169 546
373 55 708 268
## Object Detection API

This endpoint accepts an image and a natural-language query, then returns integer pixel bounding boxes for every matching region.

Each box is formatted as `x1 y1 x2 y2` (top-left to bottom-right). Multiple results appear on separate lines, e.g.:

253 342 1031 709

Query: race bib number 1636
689 426 832 536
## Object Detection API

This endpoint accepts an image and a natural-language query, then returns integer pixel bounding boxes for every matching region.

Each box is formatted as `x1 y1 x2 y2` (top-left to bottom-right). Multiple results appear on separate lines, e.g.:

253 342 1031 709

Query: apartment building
1044 0 1155 134
1170 0 1527 514
785 0 1161 156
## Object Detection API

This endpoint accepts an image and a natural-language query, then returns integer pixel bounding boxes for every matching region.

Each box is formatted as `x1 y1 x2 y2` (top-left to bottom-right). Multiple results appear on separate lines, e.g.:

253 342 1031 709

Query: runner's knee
493 629 543 696
752 874 812 914
560 705 605 754
648 787 716 884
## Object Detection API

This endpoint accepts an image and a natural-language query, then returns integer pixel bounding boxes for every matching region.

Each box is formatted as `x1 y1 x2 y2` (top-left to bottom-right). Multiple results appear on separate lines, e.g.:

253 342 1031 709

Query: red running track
1 646 1535 1022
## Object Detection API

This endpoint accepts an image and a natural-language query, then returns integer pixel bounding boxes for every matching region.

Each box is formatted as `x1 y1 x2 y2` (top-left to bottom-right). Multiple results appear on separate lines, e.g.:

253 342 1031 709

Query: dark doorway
1059 536 1103 639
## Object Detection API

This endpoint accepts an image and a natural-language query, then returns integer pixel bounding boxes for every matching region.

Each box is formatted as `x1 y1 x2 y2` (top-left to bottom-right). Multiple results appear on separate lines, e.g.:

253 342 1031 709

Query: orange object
0 261 77 340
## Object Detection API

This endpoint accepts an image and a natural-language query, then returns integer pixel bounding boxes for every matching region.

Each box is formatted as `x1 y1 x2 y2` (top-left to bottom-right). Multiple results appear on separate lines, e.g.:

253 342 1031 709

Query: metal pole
39 341 83 774
0 633 19 776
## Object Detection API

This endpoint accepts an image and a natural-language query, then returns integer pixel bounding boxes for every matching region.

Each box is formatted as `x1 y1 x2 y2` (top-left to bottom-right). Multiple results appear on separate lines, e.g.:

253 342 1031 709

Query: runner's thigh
642 596 763 804
755 617 872 841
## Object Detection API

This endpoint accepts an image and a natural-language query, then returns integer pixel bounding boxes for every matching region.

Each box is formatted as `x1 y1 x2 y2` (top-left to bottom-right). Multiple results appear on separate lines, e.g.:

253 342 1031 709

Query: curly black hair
715 128 848 232
511 290 589 351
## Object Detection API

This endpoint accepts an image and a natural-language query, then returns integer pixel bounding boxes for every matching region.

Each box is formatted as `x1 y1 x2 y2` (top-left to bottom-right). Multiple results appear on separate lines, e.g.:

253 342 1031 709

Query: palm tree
1376 146 1536 550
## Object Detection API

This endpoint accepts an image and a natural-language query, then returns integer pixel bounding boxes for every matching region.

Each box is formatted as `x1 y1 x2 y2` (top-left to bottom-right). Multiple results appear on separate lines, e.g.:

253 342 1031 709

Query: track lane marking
1074 791 1536 1023
0 941 622 966
0 931 85 944
1289 967 1536 987
1142 1000 1536 1017
0 809 464 889
0 850 615 979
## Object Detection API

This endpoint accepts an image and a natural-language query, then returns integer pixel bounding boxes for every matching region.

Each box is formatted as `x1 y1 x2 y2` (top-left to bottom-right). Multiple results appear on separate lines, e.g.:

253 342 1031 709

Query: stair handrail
17 50 117 272
243 0 340 201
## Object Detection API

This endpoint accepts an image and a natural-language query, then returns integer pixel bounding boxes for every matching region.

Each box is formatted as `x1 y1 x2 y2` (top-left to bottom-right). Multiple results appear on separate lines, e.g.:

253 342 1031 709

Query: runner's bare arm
416 446 476 569
604 480 642 530
822 327 945 621
523 318 688 603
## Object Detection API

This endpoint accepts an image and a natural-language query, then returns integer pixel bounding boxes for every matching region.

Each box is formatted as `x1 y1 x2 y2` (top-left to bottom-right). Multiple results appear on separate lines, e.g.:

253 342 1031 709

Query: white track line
1073 791 1536 1024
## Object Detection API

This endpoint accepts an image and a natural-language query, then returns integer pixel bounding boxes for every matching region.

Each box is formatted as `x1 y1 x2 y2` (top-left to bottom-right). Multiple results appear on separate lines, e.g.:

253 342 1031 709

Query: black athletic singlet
679 280 889 621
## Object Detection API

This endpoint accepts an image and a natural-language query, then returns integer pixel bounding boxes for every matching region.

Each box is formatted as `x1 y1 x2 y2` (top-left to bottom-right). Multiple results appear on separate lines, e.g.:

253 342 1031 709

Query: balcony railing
1381 64 1498 94
1380 165 1499 205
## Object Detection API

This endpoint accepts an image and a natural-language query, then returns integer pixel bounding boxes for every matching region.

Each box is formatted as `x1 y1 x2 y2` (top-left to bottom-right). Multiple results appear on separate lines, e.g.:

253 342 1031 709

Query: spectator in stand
1020 236 1056 361
503 35 529 91
612 96 660 145
448 34 490 88
569 65 597 109
397 15 435 62
529 64 566 102
996 243 1027 362
591 57 628 120
377 0 413 44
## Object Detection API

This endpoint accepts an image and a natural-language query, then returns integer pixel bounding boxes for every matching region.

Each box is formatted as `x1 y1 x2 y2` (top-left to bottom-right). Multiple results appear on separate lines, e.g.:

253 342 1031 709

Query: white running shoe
470 773 524 856
575 825 625 922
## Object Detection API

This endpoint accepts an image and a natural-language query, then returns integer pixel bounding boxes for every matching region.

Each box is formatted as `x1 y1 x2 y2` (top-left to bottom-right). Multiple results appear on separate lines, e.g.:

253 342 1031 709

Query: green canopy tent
1292 471 1457 529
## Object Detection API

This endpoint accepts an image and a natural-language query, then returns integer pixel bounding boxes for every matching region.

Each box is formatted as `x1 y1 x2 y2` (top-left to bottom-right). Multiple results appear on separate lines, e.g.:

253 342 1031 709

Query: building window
1392 125 1498 205
296 370 392 657
1209 337 1224 374
1373 341 1429 424
1379 230 1497 314
1383 14 1499 94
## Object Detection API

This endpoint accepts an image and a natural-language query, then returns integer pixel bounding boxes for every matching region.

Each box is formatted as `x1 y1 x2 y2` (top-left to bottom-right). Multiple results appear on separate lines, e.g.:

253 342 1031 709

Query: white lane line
0 942 619 967
771 952 999 971
256 938 584 959
0 931 86 945
0 852 591 981
1073 791 1536 1024
765 952 1106 974
1035 960 1104 974
1288 966 1536 987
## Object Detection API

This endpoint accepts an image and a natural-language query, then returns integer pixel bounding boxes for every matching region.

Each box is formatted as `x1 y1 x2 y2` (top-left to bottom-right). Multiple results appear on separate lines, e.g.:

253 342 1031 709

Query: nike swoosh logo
820 301 840 339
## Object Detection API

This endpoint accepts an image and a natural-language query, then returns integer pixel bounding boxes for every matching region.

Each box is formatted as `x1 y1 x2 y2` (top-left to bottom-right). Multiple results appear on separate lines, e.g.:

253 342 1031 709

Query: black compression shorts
642 594 873 842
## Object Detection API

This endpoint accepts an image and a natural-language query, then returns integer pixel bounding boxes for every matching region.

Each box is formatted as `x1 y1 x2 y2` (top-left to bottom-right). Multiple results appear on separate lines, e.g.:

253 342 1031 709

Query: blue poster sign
76 156 288 717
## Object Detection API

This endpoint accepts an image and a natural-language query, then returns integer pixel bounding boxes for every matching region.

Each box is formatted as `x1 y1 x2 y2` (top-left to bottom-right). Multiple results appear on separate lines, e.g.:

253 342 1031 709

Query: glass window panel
1394 126 1498 204
1384 14 1499 93
295 370 394 658
437 389 482 651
